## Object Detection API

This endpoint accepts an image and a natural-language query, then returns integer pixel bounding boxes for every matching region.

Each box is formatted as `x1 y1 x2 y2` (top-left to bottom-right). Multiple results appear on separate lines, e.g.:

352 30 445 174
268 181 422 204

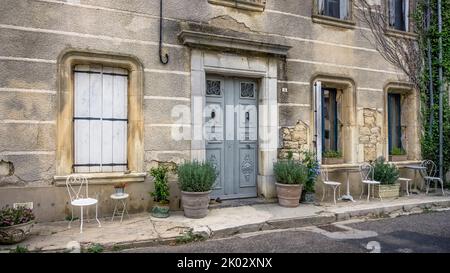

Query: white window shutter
389 0 396 26
403 0 409 31
314 81 323 164
318 0 325 14
74 65 90 173
101 67 114 173
74 65 128 173
340 0 349 20
112 68 128 172
88 65 103 173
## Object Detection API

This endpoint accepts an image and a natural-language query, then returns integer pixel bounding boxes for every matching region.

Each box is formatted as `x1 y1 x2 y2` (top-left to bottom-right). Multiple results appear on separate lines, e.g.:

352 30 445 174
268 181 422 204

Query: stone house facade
0 0 421 221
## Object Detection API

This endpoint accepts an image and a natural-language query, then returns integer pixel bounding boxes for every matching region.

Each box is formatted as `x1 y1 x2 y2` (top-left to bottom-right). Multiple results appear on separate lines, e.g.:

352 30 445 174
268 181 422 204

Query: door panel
206 76 258 199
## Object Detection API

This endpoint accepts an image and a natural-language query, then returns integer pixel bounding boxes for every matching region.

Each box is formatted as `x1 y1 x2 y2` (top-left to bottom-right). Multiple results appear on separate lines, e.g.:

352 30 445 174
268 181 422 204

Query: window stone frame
208 0 266 12
54 49 145 185
312 0 356 29
311 75 357 165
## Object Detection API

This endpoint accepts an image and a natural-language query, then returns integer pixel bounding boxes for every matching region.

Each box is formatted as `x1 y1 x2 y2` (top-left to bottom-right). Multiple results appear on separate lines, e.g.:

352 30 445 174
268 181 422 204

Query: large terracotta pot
0 221 34 244
276 183 303 207
181 191 211 219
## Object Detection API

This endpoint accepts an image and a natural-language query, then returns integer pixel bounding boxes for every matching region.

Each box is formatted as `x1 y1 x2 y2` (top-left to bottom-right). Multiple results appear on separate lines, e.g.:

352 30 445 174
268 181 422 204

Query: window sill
208 0 266 12
312 14 356 30
53 172 147 186
385 28 418 40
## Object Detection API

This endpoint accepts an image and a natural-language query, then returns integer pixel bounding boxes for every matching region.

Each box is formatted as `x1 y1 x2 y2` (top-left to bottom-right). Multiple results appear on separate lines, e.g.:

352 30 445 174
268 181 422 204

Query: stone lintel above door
178 22 291 57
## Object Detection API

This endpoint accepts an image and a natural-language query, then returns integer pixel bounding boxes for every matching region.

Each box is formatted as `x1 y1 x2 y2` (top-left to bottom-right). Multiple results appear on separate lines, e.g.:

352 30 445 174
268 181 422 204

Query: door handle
246 144 251 149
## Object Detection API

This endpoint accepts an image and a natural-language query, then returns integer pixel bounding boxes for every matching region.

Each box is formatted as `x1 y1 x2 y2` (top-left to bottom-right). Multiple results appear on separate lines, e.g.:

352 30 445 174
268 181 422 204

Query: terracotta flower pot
0 221 34 244
276 183 303 207
181 191 211 218
151 202 170 218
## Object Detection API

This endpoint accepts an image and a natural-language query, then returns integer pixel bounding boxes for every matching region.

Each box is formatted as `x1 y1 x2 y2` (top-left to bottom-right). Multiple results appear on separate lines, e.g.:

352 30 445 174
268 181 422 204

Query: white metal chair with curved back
421 160 445 195
320 168 341 205
359 163 382 201
66 174 101 233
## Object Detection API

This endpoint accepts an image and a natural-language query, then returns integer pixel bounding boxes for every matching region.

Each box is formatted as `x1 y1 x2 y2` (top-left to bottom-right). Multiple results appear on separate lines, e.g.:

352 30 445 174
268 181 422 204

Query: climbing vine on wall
415 0 450 181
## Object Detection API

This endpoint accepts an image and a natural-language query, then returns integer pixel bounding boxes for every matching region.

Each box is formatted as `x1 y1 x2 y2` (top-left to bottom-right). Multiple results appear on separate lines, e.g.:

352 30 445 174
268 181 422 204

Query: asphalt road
122 210 450 253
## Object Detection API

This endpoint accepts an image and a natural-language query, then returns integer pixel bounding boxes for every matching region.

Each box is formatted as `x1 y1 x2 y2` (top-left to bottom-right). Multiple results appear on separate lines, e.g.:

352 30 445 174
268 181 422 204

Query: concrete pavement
1 193 449 252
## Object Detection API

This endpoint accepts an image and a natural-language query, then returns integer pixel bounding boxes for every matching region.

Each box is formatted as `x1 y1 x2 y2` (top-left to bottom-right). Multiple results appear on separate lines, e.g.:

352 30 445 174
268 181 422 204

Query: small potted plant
322 150 344 165
0 206 35 244
372 157 400 198
273 152 309 207
177 160 217 219
389 147 407 162
113 182 127 196
149 165 170 218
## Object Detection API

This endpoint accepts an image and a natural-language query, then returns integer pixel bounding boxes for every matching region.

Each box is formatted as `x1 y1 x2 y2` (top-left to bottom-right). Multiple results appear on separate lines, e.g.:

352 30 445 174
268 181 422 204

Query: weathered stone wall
0 0 420 220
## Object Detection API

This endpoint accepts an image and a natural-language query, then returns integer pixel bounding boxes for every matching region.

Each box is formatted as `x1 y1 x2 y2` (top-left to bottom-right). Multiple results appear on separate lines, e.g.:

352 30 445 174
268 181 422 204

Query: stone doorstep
3 197 450 253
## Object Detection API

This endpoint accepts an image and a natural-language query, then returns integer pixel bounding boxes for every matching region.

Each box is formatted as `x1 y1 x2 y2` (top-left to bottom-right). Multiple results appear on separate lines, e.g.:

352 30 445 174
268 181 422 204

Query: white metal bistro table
110 193 130 223
328 167 360 202
405 165 426 192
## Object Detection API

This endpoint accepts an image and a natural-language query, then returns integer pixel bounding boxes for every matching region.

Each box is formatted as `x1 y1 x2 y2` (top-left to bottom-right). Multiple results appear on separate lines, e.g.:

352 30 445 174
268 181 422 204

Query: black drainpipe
159 0 169 64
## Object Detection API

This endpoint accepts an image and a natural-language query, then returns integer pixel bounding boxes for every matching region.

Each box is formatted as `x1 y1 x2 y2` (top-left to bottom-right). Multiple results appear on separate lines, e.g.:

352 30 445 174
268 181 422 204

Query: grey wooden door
205 76 258 199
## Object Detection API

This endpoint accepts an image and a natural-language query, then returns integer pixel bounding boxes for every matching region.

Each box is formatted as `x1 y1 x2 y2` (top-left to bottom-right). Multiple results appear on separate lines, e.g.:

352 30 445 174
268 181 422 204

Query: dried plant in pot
149 165 171 218
0 206 35 244
113 182 127 196
177 160 217 219
273 152 309 207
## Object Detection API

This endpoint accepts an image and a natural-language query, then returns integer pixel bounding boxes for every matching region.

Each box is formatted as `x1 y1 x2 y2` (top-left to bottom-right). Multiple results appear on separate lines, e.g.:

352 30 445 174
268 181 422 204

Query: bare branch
355 0 423 89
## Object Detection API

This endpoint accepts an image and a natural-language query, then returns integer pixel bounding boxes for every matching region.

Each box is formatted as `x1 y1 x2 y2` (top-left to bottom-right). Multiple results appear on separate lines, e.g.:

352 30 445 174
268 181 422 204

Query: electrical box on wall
13 202 33 210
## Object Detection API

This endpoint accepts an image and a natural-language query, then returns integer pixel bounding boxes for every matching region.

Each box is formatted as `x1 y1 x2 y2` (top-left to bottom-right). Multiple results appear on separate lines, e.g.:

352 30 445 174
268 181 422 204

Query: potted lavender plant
0 206 35 244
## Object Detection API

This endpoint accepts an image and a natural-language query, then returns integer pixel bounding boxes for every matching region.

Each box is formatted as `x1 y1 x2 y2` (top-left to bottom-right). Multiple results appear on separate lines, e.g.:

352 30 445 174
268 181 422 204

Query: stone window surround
190 49 279 198
383 82 419 161
311 75 357 165
54 49 146 186
385 0 418 39
312 0 356 29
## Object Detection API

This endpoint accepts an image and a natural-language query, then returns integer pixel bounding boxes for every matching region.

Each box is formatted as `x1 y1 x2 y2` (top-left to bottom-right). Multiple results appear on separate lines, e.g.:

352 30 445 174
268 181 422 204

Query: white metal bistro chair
66 174 101 233
359 163 382 201
421 160 445 195
320 168 341 205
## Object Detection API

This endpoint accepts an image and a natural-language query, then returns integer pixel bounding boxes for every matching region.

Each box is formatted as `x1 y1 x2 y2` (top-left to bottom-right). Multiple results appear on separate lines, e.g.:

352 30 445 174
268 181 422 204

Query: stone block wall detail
359 108 383 162
278 120 310 160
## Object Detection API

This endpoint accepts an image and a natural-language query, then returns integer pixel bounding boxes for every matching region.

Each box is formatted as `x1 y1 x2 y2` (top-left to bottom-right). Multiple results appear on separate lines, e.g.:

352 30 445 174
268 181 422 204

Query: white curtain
340 0 349 20
318 0 325 14
403 0 409 31
389 0 396 26
314 81 323 164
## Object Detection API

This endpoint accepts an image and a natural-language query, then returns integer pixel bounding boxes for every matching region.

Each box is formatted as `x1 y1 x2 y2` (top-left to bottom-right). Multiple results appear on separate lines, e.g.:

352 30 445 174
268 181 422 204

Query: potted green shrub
322 150 344 165
0 206 35 244
177 160 217 219
300 151 320 204
149 165 170 218
273 152 309 207
389 147 407 162
372 157 400 198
